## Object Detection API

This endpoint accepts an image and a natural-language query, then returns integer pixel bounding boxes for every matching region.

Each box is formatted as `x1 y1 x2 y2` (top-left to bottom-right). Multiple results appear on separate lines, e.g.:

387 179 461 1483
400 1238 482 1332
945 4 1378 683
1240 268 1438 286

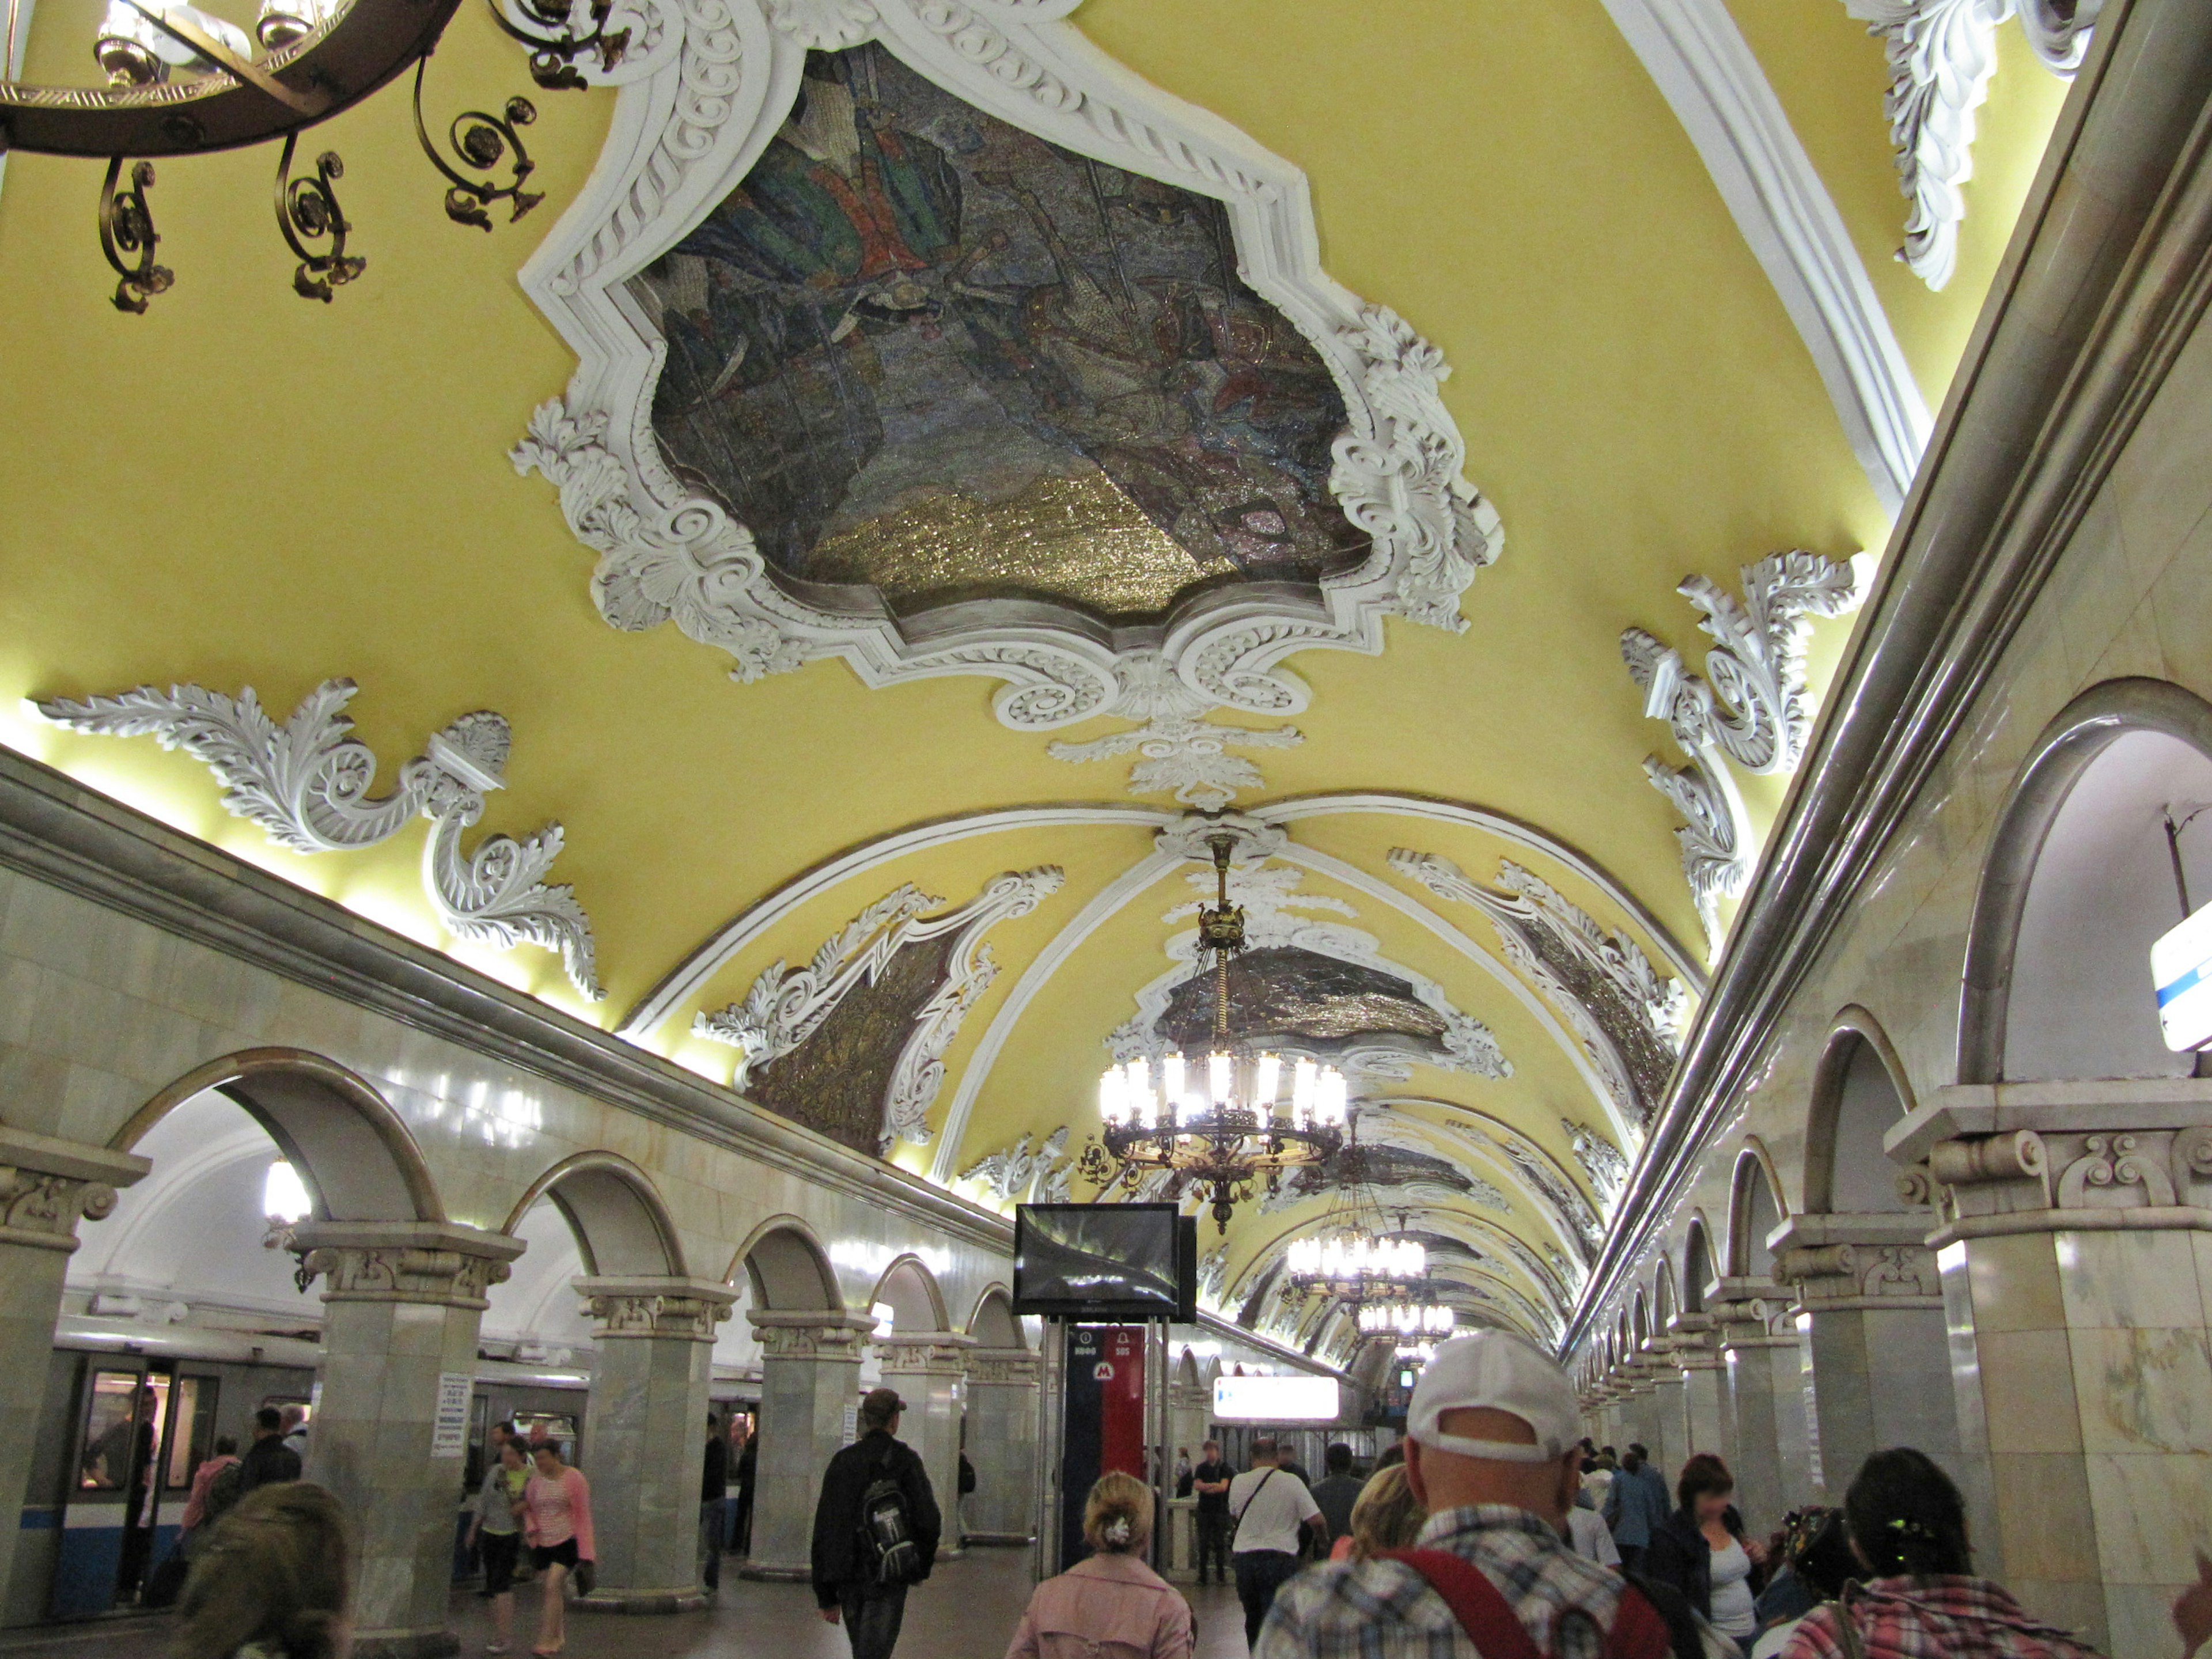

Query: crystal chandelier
1081 832 1347 1230
1 0 620 309
1283 1231 1425 1297
1359 1302 1457 1339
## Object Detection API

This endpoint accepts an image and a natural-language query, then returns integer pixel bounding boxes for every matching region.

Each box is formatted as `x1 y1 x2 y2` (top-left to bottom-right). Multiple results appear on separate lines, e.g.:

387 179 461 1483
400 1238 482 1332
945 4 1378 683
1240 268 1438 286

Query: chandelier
1081 832 1347 1230
1359 1302 1457 1339
1285 1232 1425 1291
1 0 620 309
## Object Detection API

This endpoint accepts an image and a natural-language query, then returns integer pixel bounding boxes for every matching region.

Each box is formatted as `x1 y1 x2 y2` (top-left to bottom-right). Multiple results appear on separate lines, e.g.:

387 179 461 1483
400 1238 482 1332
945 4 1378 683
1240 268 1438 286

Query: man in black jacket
238 1406 302 1493
811 1387 940 1659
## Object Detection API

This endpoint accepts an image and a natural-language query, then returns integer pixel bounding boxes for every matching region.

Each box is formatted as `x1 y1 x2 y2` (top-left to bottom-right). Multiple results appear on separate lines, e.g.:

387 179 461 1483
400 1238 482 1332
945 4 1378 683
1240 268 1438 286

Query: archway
1681 1215 1713 1313
1725 1142 1786 1279
1961 679 2212 1082
501 1152 685 1277
967 1286 1021 1349
729 1218 842 1313
869 1255 950 1334
1805 1013 1917 1214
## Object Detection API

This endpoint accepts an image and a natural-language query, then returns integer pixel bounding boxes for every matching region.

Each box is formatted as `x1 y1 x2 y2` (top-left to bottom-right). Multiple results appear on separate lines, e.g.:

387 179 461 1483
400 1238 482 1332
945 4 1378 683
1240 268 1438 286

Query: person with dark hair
812 1387 941 1659
1751 1510 1854 1658
179 1435 240 1543
1645 1452 1764 1647
1602 1442 1669 1575
1373 1440 1406 1471
469 1438 529 1655
1779 1448 2103 1658
701 1411 729 1593
173 1481 351 1659
522 1439 595 1657
1309 1442 1363 1551
1190 1438 1232 1587
1228 1435 1324 1645
238 1406 302 1493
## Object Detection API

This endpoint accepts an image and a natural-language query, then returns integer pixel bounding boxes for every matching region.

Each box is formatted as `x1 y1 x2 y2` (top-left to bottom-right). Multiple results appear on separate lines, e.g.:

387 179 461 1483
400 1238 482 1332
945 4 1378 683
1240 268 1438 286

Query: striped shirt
1255 1504 1631 1659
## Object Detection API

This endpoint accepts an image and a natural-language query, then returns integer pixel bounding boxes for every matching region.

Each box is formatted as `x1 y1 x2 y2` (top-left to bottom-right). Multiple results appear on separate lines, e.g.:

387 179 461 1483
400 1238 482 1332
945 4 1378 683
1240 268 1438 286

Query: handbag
1228 1467 1278 1553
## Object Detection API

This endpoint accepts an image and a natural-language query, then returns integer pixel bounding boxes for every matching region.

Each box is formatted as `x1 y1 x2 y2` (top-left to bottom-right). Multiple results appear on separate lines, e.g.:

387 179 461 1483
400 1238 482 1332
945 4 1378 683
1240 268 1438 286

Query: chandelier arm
119 0 325 115
480 0 626 90
274 133 364 299
412 56 541 229
97 156 173 312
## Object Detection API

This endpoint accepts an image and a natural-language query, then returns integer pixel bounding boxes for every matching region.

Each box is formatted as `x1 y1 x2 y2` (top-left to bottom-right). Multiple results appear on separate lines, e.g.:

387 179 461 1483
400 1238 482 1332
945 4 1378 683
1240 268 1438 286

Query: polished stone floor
0 1548 1260 1658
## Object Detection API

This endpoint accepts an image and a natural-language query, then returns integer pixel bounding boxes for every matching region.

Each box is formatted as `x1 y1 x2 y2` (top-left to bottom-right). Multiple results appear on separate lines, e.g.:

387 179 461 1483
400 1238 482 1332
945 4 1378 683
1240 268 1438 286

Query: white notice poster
431 1372 472 1459
841 1403 859 1445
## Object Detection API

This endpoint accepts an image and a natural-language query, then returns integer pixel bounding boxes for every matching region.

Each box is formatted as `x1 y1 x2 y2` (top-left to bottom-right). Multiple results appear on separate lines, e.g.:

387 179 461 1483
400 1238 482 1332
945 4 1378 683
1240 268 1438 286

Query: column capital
1665 1313 1725 1369
876 1330 976 1375
1892 1081 2212 1245
0 1126 149 1254
1709 1277 1794 1347
970 1346 1043 1386
747 1309 876 1360
1166 1380 1209 1411
1770 1213 1942 1310
293 1220 522 1309
574 1275 738 1342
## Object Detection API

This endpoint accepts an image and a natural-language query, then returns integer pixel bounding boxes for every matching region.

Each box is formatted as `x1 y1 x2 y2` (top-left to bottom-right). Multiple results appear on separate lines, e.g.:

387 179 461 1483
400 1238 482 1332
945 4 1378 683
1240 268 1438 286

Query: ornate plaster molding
1600 0 1931 512
1566 1118 1631 1206
1378 1100 1603 1269
1107 858 1512 1083
695 866 1065 1149
747 1309 877 1361
1840 0 2099 291
1388 849 1685 1127
876 1331 975 1374
1622 551 1868 945
957 1126 1072 1207
966 1346 1040 1386
510 0 1500 789
575 1274 739 1340
0 1127 150 1256
292 1221 525 1310
32 679 605 1000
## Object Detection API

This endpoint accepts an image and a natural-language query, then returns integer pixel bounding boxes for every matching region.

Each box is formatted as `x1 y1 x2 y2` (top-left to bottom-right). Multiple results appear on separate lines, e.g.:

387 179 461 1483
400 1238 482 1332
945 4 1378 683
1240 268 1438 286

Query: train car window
512 1412 578 1457
162 1377 214 1490
77 1371 141 1490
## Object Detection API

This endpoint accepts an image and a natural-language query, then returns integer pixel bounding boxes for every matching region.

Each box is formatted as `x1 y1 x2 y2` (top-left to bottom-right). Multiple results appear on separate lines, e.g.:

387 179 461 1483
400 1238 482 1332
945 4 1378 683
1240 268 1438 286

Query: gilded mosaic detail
631 42 1363 620
1158 945 1448 1052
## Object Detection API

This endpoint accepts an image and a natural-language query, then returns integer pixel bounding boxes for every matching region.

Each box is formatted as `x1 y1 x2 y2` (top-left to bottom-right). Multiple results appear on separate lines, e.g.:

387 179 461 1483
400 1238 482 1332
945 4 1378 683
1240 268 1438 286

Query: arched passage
1805 1011 1917 1214
1725 1141 1787 1279
869 1255 950 1334
1961 679 2212 1083
728 1218 842 1312
1681 1215 1713 1313
967 1286 1021 1348
502 1152 685 1278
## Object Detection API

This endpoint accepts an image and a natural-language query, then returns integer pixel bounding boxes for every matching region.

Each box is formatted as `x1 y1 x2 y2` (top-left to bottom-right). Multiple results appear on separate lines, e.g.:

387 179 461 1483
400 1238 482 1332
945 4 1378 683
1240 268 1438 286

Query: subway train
21 1318 756 1625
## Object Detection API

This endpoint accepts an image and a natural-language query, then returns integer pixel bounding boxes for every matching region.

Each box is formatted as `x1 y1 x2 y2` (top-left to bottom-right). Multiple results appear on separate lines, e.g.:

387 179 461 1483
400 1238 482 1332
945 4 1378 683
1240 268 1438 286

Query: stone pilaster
964 1346 1040 1546
1637 1337 1685 1478
877 1331 972 1558
1669 1313 1729 1461
1711 1277 1798 1534
1771 1213 1964 1522
740 1311 873 1582
1889 1080 2212 1656
0 1128 147 1620
572 1277 738 1612
294 1220 524 1659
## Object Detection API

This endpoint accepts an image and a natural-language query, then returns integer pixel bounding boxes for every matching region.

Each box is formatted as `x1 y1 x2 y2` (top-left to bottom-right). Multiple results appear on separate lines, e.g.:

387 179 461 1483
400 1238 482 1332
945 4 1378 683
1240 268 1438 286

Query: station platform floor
0 1546 1262 1658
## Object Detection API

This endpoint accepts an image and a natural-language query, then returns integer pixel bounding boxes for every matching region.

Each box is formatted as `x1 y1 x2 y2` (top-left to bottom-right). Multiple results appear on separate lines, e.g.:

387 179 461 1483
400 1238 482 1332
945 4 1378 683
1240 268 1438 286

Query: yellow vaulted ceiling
0 0 2070 1346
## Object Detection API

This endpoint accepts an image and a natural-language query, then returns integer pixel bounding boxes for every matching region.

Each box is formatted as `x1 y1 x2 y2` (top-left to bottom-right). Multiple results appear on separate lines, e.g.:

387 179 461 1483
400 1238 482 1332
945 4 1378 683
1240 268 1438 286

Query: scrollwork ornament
99 157 175 314
415 59 545 230
275 136 366 302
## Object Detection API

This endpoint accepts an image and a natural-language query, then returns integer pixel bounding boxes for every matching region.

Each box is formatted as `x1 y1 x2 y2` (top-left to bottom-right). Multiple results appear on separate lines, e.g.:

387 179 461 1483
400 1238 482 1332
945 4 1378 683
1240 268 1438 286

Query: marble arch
1801 1007 1917 1217
502 1150 687 1278
1680 1211 1715 1312
1722 1138 1787 1279
869 1252 950 1332
729 1215 843 1312
1960 677 2212 1085
965 1285 1021 1347
112 1047 441 1225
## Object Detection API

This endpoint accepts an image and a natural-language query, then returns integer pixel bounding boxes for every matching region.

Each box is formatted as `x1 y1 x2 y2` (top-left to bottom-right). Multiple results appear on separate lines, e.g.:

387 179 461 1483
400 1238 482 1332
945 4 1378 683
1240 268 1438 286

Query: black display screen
1013 1203 1196 1320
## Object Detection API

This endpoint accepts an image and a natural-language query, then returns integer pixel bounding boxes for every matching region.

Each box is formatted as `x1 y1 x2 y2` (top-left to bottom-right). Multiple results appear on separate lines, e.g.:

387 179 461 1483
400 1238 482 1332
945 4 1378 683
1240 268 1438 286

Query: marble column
1891 1082 2212 1657
296 1220 524 1659
573 1277 738 1612
1167 1379 1211 1486
0 1128 147 1618
1638 1340 1685 1479
876 1331 972 1558
1670 1314 1730 1460
1771 1214 1970 1521
963 1347 1040 1546
741 1311 872 1582
1712 1278 1793 1536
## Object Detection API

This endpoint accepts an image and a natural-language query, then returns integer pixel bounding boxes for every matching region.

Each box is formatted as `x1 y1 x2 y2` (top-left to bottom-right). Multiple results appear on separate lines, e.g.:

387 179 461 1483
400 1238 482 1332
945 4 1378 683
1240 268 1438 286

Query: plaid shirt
1779 1577 2104 1659
1253 1504 1628 1659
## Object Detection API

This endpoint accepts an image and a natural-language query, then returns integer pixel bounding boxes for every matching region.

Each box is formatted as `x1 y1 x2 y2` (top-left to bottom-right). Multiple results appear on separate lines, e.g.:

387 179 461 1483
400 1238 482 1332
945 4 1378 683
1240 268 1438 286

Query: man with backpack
1256 1331 1690 1659
237 1406 302 1494
810 1386 941 1659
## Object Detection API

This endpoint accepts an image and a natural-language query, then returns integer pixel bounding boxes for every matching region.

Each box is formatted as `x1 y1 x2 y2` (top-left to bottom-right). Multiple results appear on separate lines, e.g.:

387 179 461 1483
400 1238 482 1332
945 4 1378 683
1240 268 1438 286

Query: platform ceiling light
1083 832 1346 1230
0 0 622 309
1359 1302 1455 1338
261 1158 317 1290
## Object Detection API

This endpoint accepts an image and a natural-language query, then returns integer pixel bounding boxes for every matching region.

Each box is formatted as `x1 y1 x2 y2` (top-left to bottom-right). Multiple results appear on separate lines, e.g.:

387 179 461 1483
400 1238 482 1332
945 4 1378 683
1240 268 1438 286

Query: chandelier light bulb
1128 1056 1150 1100
1161 1052 1185 1104
1208 1050 1233 1107
1255 1052 1281 1107
263 1158 311 1225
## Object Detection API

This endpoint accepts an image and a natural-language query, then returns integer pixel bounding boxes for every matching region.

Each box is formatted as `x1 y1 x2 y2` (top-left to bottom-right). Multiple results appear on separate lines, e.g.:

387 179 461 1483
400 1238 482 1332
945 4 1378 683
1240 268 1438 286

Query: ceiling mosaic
0 0 2077 1355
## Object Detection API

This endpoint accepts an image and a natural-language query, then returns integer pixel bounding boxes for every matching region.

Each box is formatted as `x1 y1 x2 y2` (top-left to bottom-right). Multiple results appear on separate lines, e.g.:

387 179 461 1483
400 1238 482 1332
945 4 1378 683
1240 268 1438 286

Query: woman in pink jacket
1006 1471 1192 1659
521 1441 595 1656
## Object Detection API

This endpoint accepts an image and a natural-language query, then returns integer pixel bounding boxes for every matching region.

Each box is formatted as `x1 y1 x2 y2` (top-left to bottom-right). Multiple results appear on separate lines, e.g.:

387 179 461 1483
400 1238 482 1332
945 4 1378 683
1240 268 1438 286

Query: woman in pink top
1006 1471 1192 1659
521 1441 595 1656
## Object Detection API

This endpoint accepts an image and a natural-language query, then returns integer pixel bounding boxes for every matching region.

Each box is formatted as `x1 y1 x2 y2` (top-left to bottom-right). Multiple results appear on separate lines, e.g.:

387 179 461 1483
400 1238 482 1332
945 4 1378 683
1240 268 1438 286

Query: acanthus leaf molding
1621 550 1867 946
694 866 1064 1150
31 680 605 1000
510 0 1501 802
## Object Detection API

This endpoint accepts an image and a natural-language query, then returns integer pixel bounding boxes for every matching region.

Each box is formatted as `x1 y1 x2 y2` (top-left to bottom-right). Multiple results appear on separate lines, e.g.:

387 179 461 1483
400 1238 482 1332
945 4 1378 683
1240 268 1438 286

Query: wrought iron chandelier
1282 1189 1425 1302
1082 832 1347 1231
1358 1302 1457 1340
1 0 619 309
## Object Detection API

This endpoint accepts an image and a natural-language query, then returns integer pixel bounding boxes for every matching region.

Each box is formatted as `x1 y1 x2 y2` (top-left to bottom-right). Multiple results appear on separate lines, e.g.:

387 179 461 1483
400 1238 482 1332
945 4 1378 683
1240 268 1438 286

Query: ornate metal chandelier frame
1081 832 1347 1231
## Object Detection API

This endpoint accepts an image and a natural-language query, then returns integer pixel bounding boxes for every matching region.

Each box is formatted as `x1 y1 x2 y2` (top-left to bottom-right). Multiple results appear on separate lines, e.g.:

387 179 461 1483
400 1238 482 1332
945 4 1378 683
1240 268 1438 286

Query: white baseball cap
1406 1331 1582 1465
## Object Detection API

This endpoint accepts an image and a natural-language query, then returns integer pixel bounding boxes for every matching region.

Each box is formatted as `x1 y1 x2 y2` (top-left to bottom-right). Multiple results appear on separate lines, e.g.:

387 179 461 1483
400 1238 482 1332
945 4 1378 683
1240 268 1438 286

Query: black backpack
856 1446 924 1587
202 1459 246 1527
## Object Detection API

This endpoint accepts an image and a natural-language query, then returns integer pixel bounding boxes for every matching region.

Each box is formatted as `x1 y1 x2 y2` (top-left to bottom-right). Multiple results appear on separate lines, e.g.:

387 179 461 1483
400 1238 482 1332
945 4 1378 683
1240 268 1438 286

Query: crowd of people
145 1335 2212 1659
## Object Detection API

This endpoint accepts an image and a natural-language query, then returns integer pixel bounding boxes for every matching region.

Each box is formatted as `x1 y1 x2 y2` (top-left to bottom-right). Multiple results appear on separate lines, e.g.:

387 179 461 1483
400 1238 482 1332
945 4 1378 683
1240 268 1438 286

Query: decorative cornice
293 1221 524 1309
1599 0 1931 512
0 745 1017 1257
512 0 1501 793
1769 1213 1941 1308
575 1275 738 1341
0 1127 151 1255
747 1309 877 1361
31 680 604 1000
966 1345 1041 1387
1840 0 2099 292
1622 552 1867 948
695 867 1064 1150
876 1331 976 1375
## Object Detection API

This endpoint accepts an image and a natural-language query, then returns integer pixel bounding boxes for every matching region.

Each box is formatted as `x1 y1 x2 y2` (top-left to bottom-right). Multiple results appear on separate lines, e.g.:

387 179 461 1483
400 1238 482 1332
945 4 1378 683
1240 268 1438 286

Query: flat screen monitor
1013 1203 1196 1320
